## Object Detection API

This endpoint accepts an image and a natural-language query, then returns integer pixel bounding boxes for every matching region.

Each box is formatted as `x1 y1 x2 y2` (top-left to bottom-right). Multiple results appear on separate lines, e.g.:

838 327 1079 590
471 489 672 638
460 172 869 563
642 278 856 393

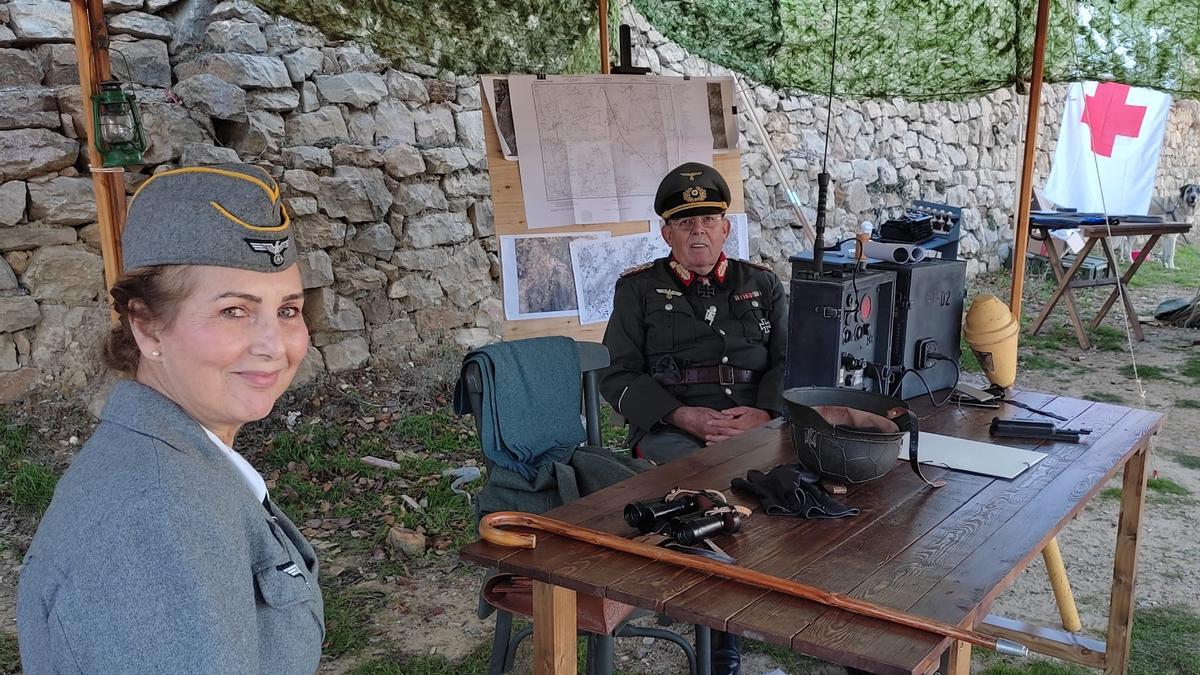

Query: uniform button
752 300 760 308
724 388 733 395
721 356 729 363
719 329 726 335
665 303 673 310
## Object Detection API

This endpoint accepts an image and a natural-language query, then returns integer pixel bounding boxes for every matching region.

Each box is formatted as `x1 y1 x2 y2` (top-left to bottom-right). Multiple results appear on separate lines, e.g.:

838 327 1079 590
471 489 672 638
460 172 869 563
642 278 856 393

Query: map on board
500 231 610 321
508 74 715 229
570 215 752 325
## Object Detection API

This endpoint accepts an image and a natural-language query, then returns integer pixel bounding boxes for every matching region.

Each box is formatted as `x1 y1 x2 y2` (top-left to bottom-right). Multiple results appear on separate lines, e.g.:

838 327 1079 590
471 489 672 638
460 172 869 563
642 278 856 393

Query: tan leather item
483 572 637 634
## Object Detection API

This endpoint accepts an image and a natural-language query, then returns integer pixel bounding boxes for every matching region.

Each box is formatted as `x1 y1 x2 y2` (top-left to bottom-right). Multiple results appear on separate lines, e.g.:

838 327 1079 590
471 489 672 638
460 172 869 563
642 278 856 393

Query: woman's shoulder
34 423 245 548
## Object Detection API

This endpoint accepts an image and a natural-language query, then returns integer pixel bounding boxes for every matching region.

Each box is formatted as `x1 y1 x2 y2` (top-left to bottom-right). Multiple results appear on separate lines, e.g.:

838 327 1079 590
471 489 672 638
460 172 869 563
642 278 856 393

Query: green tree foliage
254 0 616 75
253 0 1200 99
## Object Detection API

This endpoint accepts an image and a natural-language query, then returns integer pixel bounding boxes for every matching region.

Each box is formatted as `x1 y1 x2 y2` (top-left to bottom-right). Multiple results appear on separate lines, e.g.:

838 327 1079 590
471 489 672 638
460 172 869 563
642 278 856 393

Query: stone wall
0 0 502 403
1 0 1198 402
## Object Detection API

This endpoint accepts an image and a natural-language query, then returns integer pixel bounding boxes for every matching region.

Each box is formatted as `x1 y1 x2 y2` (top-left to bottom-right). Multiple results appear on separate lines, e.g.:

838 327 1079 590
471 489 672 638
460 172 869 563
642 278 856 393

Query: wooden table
1029 221 1191 348
462 392 1164 674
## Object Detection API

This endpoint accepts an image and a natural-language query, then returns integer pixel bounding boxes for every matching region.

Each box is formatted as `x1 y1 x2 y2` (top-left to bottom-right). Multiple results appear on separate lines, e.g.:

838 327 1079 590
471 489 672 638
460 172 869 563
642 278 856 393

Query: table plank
1077 222 1191 237
793 397 1130 669
881 407 1159 670
706 393 1058 648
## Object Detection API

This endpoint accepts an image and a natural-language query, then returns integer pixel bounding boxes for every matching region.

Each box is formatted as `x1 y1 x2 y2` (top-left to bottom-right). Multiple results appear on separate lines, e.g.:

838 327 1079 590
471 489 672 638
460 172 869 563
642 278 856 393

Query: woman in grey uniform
17 164 324 673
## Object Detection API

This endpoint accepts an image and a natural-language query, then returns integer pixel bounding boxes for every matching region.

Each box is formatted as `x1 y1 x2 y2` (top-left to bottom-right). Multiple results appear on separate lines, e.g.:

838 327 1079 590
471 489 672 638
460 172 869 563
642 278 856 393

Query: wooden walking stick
480 511 1029 657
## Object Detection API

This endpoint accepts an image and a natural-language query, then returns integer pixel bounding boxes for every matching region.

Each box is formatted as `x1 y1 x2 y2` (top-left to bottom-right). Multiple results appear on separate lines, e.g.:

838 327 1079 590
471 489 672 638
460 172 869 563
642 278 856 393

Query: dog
1114 183 1198 269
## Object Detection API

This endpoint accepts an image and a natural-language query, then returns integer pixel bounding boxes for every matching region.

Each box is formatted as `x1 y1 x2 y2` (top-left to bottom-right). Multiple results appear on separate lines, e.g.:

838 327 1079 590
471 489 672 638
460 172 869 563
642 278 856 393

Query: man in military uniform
600 161 787 464
600 163 786 675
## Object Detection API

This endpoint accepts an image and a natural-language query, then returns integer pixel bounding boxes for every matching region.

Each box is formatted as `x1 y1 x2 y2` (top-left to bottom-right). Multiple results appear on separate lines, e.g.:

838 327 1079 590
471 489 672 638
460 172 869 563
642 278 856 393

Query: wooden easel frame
479 78 744 342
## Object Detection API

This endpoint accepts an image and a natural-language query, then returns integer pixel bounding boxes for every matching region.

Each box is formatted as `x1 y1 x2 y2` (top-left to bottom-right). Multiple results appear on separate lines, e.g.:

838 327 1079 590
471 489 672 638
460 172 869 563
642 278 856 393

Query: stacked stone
164 0 501 374
0 0 504 402
0 0 172 400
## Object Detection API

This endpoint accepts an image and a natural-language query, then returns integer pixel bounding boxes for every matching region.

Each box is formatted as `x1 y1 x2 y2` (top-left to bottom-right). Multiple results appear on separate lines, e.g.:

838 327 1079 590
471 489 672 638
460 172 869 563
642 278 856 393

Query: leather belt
653 365 761 387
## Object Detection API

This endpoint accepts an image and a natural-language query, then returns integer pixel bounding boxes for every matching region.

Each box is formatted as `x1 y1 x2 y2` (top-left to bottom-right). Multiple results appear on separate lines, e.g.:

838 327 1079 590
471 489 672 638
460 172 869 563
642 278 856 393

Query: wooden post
69 0 128 290
1007 0 1053 322
1104 444 1151 675
1042 538 1083 632
533 580 577 674
947 641 972 675
598 0 610 74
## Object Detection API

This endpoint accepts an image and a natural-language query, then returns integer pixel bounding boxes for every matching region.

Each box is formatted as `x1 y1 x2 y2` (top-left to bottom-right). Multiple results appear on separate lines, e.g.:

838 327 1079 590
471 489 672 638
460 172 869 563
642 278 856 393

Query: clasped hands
666 405 772 445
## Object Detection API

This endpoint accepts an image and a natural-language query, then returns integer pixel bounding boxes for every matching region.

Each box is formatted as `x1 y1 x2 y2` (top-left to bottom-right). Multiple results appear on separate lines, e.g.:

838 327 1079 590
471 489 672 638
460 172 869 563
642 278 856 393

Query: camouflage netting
256 0 1200 100
253 0 618 75
633 0 1200 98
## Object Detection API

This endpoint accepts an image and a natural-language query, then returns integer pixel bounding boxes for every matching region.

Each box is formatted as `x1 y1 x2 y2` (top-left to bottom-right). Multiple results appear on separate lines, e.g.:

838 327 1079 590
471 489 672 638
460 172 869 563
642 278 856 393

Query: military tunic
600 255 787 448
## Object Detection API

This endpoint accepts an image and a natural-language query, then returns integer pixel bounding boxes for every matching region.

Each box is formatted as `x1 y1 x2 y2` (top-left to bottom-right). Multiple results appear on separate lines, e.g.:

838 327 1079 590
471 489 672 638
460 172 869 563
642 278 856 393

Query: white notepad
898 432 1046 479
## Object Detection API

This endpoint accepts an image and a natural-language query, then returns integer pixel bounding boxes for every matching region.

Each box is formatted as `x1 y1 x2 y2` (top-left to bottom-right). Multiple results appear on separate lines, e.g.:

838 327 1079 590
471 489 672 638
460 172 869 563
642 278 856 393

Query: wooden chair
458 338 700 675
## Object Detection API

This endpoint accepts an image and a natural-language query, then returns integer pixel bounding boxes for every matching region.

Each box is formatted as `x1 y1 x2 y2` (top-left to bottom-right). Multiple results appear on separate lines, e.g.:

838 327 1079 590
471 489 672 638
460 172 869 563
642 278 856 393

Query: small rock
204 19 266 54
107 11 174 40
386 526 427 557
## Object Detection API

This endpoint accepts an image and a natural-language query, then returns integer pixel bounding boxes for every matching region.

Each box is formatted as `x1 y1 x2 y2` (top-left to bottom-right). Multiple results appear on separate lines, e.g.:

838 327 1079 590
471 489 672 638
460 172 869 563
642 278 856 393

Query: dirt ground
1 251 1198 675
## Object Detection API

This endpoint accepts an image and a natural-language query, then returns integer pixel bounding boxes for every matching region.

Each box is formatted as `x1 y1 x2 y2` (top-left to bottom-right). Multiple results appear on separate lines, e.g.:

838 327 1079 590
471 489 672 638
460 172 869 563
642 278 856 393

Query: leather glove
731 463 860 518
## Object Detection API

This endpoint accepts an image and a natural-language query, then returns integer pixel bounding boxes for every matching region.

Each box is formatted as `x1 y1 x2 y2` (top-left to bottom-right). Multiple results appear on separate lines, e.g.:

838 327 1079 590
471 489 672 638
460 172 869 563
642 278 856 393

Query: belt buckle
718 364 735 386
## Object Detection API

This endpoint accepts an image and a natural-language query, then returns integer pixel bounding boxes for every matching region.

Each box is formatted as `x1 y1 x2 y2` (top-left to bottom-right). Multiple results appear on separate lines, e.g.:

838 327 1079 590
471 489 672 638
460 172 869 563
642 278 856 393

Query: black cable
895 350 960 409
820 0 841 175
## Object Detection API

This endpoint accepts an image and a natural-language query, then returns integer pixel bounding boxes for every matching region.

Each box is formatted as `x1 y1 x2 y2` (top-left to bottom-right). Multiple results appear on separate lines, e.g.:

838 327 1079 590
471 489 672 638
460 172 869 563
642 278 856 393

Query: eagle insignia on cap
245 238 289 267
680 171 703 181
682 186 707 203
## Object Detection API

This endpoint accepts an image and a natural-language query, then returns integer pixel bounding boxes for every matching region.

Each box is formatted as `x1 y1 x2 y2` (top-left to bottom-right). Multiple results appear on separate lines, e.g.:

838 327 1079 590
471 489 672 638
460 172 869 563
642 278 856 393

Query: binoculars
623 492 743 547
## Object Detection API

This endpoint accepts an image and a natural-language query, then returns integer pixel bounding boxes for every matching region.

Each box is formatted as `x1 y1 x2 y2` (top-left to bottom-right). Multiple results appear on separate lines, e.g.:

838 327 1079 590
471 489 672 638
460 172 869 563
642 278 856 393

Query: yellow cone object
963 294 1019 388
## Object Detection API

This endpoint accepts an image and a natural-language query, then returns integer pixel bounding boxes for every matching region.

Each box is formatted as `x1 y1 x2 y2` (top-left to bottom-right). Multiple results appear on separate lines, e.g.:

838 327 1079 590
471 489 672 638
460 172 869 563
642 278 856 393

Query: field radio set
785 247 966 399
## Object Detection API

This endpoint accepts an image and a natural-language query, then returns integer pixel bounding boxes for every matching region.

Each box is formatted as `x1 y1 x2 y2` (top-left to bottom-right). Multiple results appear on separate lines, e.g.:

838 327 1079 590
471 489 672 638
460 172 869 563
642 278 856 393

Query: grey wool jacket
17 380 325 674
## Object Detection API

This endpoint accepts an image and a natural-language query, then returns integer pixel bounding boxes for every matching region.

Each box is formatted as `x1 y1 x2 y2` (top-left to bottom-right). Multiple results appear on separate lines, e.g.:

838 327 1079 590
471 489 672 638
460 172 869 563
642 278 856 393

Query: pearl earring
151 350 160 357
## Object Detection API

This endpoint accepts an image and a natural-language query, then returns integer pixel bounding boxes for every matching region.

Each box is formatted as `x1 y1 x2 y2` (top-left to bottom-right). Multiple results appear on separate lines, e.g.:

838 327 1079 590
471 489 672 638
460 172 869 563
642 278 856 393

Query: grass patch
1119 364 1169 380
1180 355 1200 385
9 462 58 514
960 331 979 369
1175 399 1200 409
599 404 627 449
1128 244 1200 289
1147 477 1192 497
392 408 474 453
347 635 609 675
260 418 478 554
1084 391 1125 404
0 632 18 675
0 415 58 516
979 659 1091 675
1099 478 1194 506
349 642 491 675
1128 605 1200 674
1090 325 1126 352
1019 353 1061 371
323 586 387 658
1170 452 1200 470
979 605 1200 674
1023 321 1072 352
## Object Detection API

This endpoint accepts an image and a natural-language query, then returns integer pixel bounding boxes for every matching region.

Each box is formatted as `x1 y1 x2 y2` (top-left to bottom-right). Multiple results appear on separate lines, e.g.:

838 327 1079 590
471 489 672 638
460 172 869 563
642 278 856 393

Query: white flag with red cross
1044 81 1172 216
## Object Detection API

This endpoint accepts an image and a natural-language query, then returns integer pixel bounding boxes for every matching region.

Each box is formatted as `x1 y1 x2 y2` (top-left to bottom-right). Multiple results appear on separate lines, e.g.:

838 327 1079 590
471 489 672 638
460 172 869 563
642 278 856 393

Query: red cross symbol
1081 82 1147 158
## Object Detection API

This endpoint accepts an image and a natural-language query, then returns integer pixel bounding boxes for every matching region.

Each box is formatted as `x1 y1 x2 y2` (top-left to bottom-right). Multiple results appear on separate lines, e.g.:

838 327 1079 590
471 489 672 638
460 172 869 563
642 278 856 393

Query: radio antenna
813 0 842 276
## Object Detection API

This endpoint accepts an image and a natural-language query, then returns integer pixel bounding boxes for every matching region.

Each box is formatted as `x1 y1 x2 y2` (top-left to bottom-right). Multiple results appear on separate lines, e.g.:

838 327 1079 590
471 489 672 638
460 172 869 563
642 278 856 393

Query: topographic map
509 75 714 228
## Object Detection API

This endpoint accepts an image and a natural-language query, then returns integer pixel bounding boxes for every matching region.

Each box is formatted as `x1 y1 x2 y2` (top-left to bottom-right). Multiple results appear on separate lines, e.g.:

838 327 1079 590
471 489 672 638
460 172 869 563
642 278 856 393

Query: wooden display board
481 82 744 342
